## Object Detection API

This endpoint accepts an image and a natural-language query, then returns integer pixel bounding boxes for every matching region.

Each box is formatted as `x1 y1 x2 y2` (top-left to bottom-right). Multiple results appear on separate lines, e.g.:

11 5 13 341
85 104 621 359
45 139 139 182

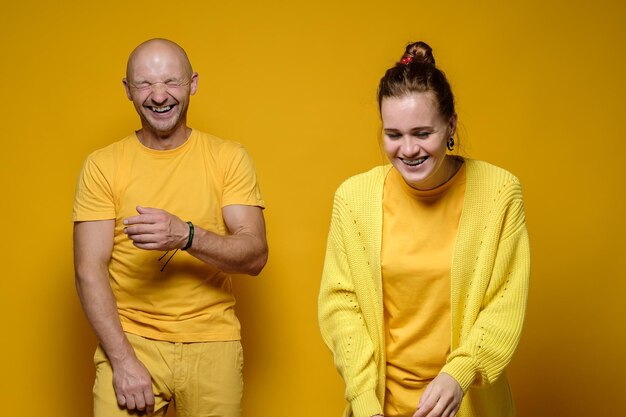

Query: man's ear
189 72 199 96
122 78 132 100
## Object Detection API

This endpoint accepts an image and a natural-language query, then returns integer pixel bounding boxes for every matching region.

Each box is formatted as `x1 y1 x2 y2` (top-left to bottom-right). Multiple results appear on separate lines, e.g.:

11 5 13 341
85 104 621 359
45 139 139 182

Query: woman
318 41 530 417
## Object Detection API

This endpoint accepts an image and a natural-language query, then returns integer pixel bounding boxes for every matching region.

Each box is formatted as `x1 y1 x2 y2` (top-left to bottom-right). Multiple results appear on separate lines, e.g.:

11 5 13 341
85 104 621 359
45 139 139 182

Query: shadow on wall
59 271 97 416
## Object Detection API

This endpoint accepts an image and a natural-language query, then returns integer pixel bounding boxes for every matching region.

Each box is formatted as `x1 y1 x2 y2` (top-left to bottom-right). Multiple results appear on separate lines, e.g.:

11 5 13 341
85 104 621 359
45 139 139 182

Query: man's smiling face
123 40 198 139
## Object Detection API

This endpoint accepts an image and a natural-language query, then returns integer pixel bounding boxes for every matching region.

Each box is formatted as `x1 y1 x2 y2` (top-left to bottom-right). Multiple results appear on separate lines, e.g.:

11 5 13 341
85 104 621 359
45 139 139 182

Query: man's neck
137 125 192 150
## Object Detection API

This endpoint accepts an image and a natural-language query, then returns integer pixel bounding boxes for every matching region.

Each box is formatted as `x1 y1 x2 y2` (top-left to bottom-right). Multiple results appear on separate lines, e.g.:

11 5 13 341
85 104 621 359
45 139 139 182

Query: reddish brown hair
377 41 455 121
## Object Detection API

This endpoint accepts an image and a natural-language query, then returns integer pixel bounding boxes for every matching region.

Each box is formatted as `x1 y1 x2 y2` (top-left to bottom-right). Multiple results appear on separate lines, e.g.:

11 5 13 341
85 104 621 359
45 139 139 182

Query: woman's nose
400 137 420 156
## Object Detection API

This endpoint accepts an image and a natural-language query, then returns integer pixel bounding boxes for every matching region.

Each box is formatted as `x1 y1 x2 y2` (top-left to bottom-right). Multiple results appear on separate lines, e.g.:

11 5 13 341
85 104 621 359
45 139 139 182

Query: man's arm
123 204 268 275
74 220 155 413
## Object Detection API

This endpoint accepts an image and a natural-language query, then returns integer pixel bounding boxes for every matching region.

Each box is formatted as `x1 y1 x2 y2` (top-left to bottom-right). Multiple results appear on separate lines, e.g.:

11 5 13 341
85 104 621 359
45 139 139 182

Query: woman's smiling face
381 92 456 190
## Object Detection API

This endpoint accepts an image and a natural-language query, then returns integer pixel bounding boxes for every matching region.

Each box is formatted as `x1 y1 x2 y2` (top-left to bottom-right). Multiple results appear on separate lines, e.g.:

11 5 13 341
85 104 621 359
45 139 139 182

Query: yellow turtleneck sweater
382 163 466 416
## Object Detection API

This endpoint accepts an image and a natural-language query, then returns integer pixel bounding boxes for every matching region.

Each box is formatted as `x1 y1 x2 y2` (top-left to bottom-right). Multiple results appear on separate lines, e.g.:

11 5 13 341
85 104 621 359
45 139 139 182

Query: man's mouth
150 105 173 114
401 156 428 166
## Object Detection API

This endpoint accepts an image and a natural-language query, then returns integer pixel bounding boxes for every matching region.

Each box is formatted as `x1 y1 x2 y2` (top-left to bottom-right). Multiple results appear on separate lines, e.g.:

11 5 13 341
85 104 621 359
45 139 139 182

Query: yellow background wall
1 1 624 416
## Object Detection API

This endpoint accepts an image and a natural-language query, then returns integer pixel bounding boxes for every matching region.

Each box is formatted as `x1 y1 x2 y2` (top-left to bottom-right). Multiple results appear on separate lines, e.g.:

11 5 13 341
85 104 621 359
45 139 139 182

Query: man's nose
149 83 169 103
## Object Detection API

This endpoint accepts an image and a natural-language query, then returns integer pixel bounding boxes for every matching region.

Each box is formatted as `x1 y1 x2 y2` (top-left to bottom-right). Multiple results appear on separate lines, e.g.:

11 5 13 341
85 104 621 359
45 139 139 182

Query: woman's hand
413 373 463 417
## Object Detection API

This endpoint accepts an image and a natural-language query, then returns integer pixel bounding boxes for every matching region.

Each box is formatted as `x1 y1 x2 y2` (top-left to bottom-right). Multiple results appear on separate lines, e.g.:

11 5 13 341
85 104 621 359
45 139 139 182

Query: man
73 38 268 417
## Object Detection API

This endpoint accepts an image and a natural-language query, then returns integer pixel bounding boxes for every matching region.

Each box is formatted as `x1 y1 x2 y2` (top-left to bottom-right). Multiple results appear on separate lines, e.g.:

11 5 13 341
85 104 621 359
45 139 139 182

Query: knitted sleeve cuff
440 357 479 392
350 389 382 417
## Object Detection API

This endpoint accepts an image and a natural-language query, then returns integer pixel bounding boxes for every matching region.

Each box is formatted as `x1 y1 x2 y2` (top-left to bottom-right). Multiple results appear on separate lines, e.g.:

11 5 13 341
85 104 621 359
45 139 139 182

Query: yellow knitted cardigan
318 160 530 417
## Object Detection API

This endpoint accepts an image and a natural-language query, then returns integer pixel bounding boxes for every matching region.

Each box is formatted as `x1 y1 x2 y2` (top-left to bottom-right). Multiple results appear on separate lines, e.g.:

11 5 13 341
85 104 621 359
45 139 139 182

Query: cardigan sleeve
441 189 530 391
318 192 383 417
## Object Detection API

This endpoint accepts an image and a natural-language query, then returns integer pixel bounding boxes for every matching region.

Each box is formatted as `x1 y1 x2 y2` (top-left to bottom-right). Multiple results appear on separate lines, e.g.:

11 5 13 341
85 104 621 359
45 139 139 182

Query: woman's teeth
402 157 428 166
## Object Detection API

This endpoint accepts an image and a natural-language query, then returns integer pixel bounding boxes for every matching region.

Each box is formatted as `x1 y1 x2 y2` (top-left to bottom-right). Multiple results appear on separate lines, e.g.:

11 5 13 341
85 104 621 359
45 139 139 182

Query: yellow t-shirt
73 130 265 342
382 162 466 416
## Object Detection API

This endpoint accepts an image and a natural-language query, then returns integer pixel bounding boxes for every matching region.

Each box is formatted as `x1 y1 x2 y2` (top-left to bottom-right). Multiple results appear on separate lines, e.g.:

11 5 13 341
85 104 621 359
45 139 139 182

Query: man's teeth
402 157 428 166
151 105 172 113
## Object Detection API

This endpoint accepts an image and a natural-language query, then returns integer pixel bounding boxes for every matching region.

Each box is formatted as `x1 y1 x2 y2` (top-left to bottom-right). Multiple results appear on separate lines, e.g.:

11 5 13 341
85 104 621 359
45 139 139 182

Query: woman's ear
449 113 458 136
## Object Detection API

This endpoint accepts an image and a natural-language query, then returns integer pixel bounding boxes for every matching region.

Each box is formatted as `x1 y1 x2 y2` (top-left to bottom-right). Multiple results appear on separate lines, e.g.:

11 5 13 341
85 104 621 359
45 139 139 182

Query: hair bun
400 41 435 66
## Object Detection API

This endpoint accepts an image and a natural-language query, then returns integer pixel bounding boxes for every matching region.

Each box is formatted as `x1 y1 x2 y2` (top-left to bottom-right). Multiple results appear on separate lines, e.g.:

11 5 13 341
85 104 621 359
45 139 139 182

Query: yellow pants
93 333 243 417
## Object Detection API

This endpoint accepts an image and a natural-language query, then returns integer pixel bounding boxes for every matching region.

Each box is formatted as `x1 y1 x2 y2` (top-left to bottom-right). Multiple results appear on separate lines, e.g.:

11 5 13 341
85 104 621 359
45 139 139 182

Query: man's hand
123 206 188 251
123 204 267 275
413 373 463 417
112 356 155 414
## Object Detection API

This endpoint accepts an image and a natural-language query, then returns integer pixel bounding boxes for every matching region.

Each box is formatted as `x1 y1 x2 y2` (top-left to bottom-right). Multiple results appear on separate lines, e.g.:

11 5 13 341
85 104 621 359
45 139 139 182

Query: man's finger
126 394 136 410
123 215 144 225
136 205 159 214
124 225 156 236
134 393 146 411
126 232 157 243
132 242 161 250
145 389 155 414
124 214 159 226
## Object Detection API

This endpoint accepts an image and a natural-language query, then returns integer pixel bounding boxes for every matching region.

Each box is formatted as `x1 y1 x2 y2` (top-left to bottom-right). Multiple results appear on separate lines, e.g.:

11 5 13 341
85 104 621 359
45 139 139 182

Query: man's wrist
106 342 137 367
182 221 194 250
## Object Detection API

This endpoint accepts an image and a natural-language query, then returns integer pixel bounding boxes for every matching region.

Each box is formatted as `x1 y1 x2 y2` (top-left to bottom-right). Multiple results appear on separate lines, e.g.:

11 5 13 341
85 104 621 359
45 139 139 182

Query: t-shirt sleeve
221 145 265 208
72 155 116 221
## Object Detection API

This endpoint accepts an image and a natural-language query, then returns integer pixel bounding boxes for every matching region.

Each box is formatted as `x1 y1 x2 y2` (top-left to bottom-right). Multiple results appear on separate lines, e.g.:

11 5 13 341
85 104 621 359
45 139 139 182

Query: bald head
126 38 193 81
